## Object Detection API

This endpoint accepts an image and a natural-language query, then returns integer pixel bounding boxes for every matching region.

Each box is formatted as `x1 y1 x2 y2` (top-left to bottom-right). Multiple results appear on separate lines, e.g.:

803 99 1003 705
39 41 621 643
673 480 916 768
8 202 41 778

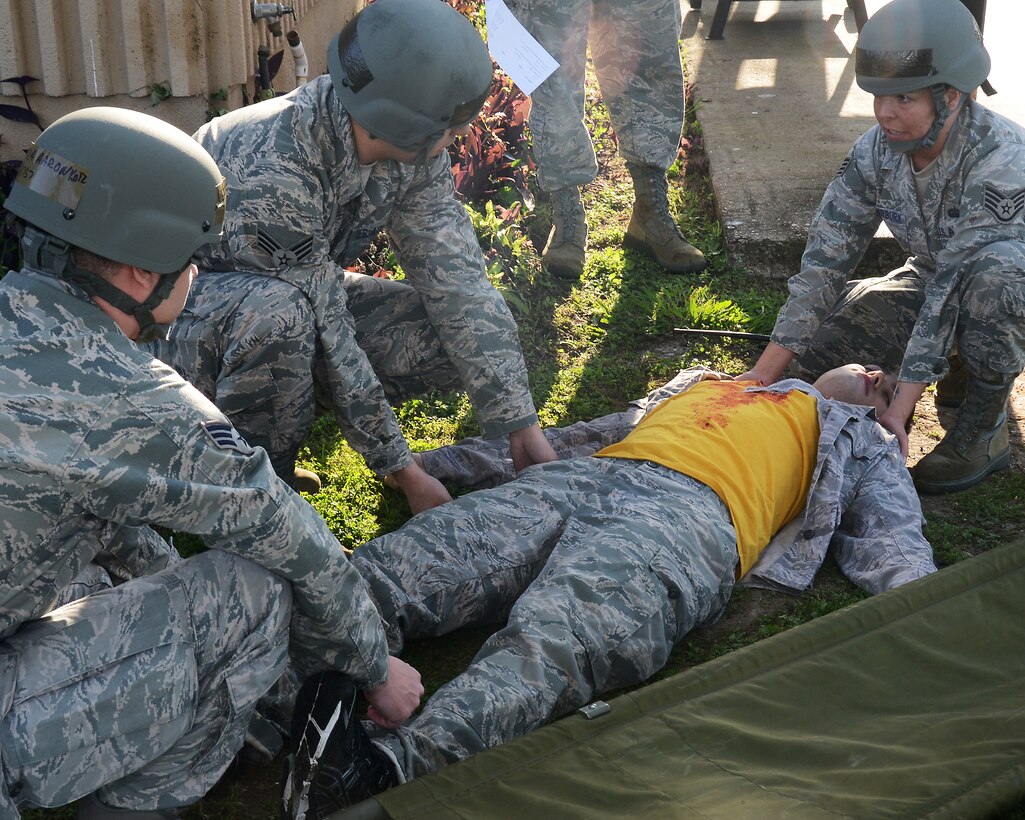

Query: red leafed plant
445 0 536 213
449 72 534 210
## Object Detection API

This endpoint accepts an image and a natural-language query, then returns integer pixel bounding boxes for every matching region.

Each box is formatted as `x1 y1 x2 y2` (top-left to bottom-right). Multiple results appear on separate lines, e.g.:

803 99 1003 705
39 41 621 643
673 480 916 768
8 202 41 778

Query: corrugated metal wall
0 0 343 99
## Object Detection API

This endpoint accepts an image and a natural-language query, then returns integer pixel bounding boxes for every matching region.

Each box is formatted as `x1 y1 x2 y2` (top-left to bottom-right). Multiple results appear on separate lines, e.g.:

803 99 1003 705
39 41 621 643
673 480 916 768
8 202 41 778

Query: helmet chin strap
412 128 447 179
886 84 967 154
21 223 182 342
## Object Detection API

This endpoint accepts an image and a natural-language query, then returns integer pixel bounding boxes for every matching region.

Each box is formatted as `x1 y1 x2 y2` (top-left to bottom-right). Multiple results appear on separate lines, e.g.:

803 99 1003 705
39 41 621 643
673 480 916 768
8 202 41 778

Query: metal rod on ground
673 328 771 341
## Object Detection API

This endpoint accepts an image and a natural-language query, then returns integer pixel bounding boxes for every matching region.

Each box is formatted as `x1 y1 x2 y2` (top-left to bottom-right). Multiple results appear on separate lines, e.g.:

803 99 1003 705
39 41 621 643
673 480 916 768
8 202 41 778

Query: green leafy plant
148 82 173 106
206 88 228 121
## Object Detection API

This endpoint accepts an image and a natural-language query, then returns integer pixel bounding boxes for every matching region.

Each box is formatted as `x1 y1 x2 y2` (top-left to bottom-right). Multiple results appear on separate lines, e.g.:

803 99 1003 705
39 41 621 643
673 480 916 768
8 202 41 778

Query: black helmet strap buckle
20 223 74 277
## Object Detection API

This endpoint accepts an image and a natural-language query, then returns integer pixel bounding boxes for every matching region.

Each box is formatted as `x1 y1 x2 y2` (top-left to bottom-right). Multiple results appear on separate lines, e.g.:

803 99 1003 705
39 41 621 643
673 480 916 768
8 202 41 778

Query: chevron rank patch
982 184 1025 223
202 421 255 455
836 155 851 177
255 228 315 268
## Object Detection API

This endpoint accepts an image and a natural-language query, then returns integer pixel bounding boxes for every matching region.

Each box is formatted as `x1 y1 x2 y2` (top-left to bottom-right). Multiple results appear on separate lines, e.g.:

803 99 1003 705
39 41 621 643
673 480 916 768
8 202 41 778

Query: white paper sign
484 0 559 96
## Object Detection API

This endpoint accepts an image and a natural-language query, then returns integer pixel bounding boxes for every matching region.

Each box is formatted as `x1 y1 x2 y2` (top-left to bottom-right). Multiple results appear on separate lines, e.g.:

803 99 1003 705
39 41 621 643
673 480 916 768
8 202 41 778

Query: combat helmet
328 0 493 153
854 0 990 152
5 107 225 338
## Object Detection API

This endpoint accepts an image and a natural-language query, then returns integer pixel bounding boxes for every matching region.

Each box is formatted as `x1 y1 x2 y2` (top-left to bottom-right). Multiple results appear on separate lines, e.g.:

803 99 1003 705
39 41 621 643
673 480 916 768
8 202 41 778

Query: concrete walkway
682 0 1025 278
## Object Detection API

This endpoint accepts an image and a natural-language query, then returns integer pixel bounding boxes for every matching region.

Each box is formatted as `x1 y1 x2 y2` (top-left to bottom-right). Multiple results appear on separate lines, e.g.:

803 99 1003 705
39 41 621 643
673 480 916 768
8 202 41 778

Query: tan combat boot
913 377 1013 494
624 163 706 274
541 186 587 280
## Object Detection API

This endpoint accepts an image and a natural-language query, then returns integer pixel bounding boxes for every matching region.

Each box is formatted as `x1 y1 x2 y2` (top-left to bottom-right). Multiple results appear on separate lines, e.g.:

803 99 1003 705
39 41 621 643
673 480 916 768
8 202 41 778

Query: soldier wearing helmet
149 0 557 513
740 0 1025 495
0 108 422 816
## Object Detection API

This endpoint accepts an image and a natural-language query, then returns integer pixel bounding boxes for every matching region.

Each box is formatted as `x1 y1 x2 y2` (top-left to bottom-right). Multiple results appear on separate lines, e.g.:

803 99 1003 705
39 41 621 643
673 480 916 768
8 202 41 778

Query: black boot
282 671 399 819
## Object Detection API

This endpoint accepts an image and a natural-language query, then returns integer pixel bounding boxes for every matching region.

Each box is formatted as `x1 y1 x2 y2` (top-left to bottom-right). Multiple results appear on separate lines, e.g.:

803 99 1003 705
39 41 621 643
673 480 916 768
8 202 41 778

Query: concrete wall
0 0 361 162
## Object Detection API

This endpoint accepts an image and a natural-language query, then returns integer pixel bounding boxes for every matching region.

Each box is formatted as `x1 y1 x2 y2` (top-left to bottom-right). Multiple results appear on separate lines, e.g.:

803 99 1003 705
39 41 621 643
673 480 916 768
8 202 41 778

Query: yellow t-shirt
596 381 819 576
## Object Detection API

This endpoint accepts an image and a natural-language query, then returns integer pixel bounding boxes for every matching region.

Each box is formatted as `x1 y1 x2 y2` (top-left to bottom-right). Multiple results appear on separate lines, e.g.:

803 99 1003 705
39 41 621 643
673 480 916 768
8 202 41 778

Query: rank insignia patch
983 184 1025 223
836 156 851 177
255 228 315 267
202 421 255 455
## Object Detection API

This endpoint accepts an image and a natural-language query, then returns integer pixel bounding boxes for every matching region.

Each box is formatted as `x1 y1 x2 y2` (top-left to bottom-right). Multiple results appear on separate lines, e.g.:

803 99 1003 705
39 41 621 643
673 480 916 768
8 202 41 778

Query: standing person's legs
0 551 291 813
791 266 926 380
506 0 595 278
592 0 684 174
382 463 737 779
509 0 596 192
149 270 318 486
593 0 704 272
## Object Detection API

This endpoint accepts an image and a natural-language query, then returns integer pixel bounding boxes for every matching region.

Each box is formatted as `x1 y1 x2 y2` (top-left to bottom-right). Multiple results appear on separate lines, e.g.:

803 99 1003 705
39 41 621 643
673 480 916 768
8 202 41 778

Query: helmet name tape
855 48 936 80
338 24 374 93
16 145 88 210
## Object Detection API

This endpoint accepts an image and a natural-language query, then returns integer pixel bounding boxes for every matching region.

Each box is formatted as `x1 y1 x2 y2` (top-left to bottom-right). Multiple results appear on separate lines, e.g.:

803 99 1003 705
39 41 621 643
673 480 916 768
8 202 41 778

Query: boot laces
551 188 582 235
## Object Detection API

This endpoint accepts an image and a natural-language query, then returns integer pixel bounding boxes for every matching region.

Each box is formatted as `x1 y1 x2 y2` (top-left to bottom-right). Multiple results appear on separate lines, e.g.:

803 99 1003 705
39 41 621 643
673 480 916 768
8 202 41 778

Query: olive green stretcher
338 539 1025 819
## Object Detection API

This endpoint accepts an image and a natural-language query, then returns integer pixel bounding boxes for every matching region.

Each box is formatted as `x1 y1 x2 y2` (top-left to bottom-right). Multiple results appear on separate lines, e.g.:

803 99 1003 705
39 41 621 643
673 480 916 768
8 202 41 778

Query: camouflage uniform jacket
0 269 390 700
772 100 1025 384
644 369 933 594
192 76 537 474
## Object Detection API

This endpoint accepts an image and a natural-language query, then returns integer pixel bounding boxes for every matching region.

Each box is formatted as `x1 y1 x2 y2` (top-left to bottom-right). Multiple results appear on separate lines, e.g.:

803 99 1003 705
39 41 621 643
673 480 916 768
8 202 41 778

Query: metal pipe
286 30 309 86
673 327 771 341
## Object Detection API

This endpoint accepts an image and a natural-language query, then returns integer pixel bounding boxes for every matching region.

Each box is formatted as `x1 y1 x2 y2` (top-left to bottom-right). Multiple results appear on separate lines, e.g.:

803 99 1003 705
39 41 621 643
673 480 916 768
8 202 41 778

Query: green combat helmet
854 0 991 153
4 107 226 339
328 0 493 153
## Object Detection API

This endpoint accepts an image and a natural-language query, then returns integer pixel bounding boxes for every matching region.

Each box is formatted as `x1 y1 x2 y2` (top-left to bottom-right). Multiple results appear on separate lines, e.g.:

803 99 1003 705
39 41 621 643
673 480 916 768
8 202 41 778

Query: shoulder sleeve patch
982 184 1025 223
836 155 852 178
255 227 316 268
202 421 255 455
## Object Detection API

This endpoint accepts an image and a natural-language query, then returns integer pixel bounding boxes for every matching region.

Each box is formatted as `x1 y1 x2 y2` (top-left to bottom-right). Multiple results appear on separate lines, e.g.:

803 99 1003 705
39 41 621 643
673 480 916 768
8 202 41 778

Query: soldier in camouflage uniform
740 0 1025 495
283 365 935 815
503 0 705 279
0 107 422 818
150 0 556 511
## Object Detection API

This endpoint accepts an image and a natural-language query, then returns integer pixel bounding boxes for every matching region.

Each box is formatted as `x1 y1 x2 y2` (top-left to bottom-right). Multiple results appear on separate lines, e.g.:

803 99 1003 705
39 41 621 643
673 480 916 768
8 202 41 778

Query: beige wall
0 0 362 161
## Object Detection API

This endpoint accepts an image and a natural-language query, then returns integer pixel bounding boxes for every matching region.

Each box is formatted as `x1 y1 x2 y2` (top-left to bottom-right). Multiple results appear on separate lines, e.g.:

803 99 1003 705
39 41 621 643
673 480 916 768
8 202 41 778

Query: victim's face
813 364 896 415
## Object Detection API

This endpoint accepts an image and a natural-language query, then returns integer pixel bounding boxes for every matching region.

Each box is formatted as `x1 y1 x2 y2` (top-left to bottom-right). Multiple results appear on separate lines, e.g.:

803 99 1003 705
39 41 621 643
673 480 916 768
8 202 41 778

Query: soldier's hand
509 424 558 473
878 407 910 458
386 461 453 514
735 369 770 385
365 657 424 728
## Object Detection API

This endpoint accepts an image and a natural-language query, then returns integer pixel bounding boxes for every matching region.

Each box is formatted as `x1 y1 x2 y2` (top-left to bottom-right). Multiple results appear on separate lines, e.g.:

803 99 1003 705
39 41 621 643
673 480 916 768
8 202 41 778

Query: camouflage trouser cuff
476 412 540 440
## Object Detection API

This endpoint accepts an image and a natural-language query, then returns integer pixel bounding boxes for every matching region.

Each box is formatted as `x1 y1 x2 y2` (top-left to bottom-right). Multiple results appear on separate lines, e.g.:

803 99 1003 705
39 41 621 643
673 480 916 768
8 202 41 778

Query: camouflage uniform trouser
506 0 685 191
352 457 737 779
150 269 462 481
0 552 290 813
793 257 1025 385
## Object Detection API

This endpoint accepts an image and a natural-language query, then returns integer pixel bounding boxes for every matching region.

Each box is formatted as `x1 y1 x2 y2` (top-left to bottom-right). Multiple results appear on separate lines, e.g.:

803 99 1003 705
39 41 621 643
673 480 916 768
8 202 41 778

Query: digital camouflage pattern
149 266 464 480
183 75 538 476
503 0 685 191
774 100 1025 386
353 368 935 780
0 268 391 813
